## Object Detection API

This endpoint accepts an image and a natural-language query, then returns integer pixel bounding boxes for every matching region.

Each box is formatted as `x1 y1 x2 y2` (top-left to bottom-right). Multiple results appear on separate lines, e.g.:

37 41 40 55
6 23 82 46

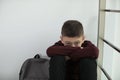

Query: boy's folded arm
47 46 74 57
70 41 99 59
46 41 74 57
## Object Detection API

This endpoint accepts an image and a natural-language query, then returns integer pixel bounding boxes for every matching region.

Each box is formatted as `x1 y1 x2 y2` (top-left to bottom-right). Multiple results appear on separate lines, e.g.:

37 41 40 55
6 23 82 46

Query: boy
46 20 99 80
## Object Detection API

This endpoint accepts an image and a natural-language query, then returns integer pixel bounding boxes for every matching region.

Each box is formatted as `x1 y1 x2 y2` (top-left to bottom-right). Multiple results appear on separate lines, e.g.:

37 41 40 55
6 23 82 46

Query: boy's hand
81 47 83 49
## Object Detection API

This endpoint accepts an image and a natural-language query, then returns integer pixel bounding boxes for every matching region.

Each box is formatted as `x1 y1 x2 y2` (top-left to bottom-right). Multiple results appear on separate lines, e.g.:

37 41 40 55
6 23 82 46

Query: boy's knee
79 58 97 80
79 58 97 72
49 56 66 80
50 56 66 64
79 58 97 66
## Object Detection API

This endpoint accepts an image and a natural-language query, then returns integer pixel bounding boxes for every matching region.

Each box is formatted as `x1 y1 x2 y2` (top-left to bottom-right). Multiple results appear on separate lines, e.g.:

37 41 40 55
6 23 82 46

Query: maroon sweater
47 40 99 80
47 40 99 59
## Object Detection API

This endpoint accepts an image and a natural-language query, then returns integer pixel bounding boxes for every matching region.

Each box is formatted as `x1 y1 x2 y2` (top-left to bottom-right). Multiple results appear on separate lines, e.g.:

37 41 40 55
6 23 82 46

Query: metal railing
98 37 120 80
101 37 120 53
98 1 120 80
101 9 120 13
98 64 112 80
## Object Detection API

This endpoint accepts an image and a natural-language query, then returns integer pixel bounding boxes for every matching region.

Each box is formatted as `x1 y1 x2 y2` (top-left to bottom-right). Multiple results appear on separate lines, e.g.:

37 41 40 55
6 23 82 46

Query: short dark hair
61 20 84 37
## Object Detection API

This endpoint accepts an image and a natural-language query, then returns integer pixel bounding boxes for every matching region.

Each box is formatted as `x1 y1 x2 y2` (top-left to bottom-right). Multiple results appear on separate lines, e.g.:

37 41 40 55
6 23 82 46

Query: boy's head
60 20 85 47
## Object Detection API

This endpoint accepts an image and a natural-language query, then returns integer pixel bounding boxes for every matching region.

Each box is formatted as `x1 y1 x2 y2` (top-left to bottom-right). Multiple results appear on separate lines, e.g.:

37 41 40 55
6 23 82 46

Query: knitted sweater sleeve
70 41 99 59
46 40 99 59
46 41 74 57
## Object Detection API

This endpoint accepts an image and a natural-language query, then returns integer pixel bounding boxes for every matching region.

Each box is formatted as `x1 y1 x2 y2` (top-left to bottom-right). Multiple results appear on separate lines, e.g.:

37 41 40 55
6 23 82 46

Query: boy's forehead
61 36 83 41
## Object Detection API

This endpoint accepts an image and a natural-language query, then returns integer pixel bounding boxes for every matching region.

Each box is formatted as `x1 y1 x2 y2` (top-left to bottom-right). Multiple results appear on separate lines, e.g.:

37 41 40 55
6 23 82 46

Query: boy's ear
82 35 85 40
82 35 85 43
60 36 64 43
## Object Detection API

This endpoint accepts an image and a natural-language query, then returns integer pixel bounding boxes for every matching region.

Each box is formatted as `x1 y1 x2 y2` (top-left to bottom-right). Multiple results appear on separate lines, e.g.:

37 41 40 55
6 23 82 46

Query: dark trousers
49 56 97 80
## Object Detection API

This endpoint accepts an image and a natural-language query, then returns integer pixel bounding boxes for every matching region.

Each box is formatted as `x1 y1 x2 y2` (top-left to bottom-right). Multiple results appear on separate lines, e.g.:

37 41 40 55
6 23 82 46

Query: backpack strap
34 54 40 59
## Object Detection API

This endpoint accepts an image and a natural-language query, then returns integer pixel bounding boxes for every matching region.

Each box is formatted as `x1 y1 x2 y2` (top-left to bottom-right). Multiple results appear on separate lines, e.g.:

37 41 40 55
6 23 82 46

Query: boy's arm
47 41 73 57
70 41 99 60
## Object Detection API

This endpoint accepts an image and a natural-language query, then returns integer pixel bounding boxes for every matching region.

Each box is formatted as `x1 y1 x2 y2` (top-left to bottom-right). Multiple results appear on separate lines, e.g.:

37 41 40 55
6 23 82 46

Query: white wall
0 0 99 80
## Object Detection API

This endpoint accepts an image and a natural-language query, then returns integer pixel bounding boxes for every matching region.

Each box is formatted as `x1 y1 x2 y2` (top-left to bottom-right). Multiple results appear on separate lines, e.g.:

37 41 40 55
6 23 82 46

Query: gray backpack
19 54 49 80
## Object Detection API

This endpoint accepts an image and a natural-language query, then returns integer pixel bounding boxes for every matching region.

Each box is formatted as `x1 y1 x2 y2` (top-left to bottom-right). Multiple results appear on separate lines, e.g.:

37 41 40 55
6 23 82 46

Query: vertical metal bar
97 0 106 80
